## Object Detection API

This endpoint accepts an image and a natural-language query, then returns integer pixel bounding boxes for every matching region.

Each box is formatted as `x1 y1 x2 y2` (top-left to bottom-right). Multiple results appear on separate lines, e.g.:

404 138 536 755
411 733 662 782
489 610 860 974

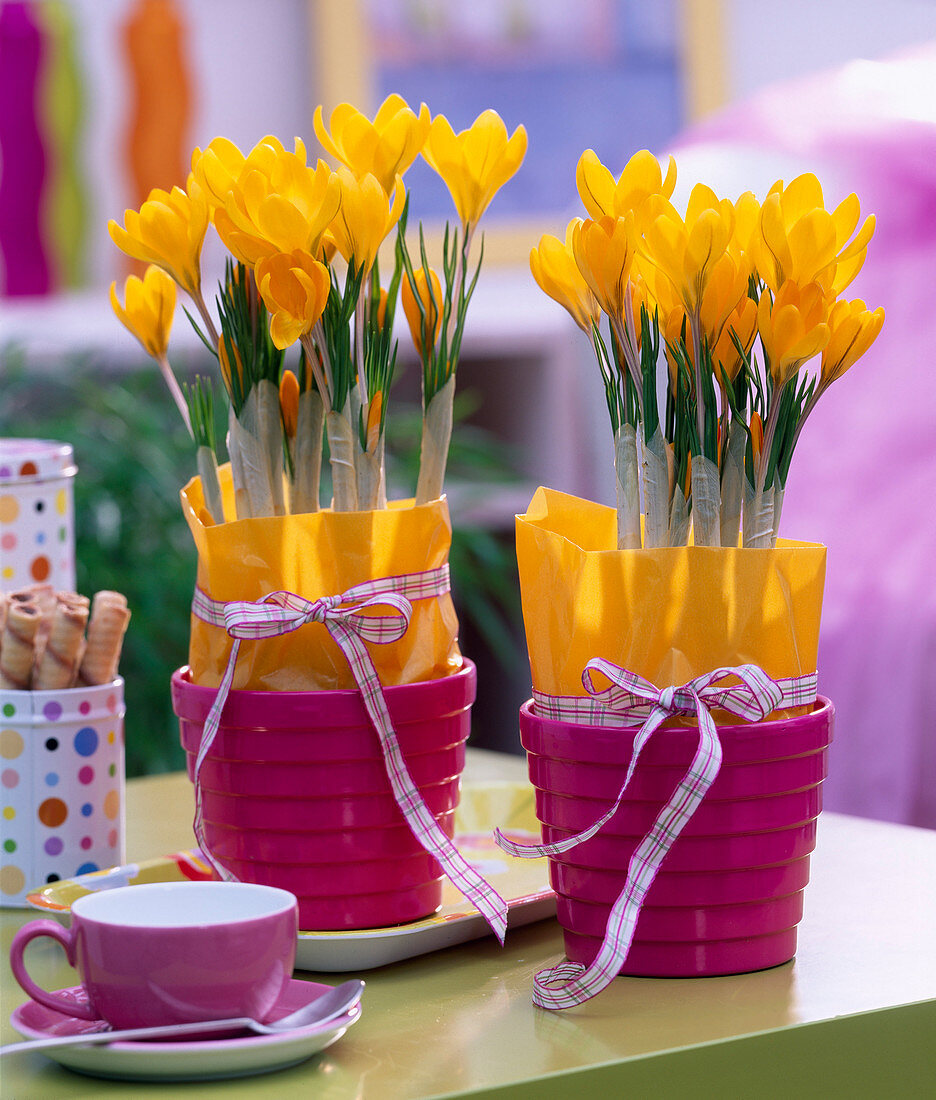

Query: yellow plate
27 781 555 972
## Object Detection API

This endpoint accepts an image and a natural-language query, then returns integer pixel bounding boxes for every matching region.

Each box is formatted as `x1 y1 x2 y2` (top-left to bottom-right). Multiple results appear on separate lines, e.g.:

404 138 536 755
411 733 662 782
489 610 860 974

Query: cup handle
9 919 98 1021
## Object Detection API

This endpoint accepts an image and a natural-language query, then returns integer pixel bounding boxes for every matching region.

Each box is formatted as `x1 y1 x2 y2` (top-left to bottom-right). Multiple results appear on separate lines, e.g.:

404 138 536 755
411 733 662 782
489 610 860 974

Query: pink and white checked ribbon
495 659 818 1009
191 564 508 944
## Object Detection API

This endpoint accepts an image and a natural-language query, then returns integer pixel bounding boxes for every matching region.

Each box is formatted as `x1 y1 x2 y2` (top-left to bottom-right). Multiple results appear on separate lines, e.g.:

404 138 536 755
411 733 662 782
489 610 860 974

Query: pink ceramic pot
173 660 476 930
520 697 834 977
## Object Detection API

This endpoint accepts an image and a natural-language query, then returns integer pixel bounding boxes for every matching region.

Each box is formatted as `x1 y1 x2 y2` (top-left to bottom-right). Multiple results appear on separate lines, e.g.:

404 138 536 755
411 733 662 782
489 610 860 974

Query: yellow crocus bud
279 369 299 437
757 280 830 388
218 338 244 396
422 109 527 228
750 410 764 465
713 295 757 384
530 220 600 333
108 180 209 298
401 266 443 360
571 214 639 321
820 298 885 388
329 167 406 275
364 390 383 452
373 287 389 330
255 249 331 350
575 148 677 228
109 265 176 359
314 94 430 195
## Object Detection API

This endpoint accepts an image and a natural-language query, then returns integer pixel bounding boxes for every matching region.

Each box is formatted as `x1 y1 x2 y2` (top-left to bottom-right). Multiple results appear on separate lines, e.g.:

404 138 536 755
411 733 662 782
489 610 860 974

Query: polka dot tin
0 439 77 593
0 678 125 906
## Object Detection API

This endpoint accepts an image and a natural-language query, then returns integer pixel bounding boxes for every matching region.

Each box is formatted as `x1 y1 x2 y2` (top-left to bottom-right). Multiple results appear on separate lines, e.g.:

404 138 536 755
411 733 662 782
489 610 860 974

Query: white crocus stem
188 287 220 350
691 454 721 546
415 375 455 505
196 445 224 524
719 420 746 548
614 423 641 549
256 378 286 516
290 389 324 514
642 425 671 549
327 405 358 512
155 353 192 437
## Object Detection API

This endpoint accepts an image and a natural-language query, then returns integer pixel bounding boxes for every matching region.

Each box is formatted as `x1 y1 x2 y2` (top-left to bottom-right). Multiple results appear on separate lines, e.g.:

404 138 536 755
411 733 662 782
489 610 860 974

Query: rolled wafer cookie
0 600 42 690
79 591 130 686
34 600 90 690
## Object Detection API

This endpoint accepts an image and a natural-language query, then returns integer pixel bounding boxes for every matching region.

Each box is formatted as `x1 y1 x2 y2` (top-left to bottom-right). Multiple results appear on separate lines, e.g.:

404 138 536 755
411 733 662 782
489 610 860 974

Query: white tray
27 781 555 971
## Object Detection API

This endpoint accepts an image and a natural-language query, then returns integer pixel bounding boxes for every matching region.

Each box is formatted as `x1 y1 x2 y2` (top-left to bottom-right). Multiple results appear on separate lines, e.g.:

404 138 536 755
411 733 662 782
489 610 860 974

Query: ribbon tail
532 699 724 1009
495 708 670 861
329 621 509 944
191 638 242 884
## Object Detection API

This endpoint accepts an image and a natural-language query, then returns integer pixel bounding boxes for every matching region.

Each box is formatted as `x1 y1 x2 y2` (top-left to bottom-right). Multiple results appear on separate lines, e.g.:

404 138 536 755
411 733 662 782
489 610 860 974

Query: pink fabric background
676 46 936 827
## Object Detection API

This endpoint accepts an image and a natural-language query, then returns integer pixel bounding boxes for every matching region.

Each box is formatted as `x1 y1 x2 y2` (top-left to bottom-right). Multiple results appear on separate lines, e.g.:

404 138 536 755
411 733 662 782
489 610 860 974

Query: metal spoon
1 978 364 1056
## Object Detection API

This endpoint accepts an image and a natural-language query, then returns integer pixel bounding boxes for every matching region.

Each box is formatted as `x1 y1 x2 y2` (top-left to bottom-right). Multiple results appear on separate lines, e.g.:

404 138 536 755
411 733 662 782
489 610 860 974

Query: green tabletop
2 749 935 1098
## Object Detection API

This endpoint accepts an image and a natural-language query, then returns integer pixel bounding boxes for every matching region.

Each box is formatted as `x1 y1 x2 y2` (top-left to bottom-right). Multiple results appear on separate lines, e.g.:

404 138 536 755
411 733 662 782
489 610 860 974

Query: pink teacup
10 881 298 1029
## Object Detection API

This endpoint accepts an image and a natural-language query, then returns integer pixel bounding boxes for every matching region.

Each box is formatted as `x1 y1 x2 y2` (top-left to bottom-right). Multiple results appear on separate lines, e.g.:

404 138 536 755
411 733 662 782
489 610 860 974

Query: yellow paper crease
516 488 825 708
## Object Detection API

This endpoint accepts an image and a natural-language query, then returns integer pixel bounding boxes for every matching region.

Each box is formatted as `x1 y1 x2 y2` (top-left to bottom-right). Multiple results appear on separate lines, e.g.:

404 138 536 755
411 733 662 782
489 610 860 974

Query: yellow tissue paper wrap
181 465 461 691
517 488 825 714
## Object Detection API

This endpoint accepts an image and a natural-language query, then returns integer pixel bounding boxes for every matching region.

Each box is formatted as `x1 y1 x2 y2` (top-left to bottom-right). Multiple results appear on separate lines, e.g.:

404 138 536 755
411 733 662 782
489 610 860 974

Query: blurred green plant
2 355 525 776
3 355 199 776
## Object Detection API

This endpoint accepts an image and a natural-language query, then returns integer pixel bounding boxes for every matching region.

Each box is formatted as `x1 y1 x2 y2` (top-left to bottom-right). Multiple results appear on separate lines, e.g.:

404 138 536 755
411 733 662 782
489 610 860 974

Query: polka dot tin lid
0 439 77 485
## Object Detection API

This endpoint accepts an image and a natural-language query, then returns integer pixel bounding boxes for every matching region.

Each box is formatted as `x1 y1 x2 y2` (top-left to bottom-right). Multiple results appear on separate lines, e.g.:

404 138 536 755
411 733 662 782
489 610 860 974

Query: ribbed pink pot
172 661 476 930
520 697 834 977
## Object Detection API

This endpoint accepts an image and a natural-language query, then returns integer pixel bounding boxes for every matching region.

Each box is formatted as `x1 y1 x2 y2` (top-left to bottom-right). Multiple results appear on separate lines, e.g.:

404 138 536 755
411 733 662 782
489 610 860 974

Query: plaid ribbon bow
495 659 817 1009
191 564 508 944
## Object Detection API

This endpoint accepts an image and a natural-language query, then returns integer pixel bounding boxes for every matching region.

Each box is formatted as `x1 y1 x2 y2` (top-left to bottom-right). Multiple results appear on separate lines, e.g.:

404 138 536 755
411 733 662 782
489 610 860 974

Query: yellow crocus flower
328 167 406 275
401 266 443 360
575 148 677 228
217 152 340 266
530 220 601 333
109 265 176 359
279 369 299 437
755 173 875 296
193 135 299 210
642 184 735 316
572 214 639 321
108 178 209 298
255 249 331 350
757 280 830 388
314 94 430 195
422 109 527 228
820 298 884 387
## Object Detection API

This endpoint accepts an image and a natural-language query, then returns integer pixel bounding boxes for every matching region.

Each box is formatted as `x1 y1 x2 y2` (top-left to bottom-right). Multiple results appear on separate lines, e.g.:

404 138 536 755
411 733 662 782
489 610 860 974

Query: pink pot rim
520 695 834 767
172 658 476 728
